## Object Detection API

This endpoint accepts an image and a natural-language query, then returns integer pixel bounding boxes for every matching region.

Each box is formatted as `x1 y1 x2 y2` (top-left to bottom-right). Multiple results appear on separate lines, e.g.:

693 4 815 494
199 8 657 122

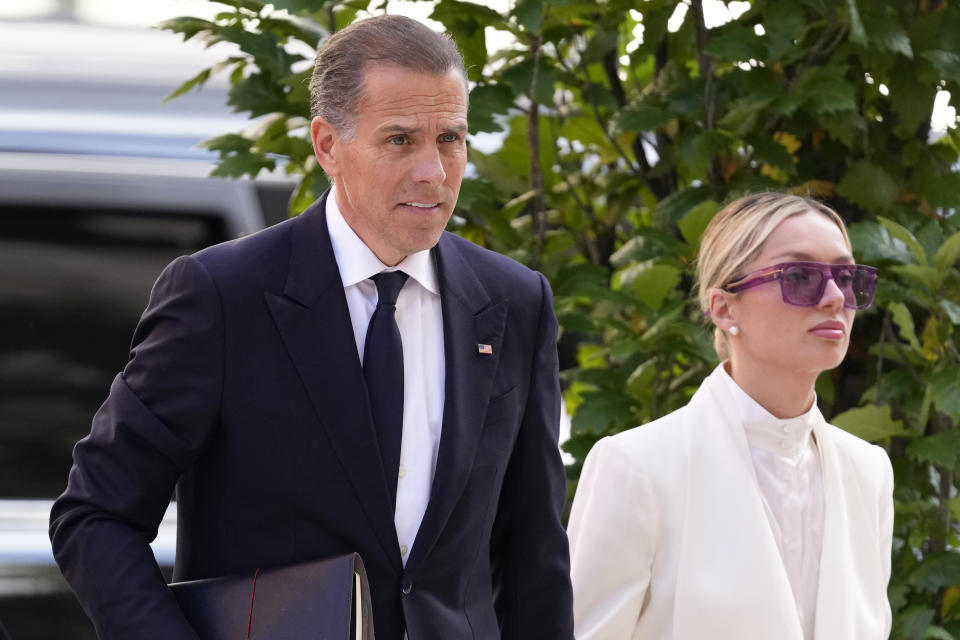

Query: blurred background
0 2 297 637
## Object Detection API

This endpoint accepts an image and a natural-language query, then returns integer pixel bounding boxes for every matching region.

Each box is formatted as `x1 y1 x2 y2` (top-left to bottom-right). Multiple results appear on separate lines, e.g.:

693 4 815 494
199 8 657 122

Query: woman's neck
725 359 818 419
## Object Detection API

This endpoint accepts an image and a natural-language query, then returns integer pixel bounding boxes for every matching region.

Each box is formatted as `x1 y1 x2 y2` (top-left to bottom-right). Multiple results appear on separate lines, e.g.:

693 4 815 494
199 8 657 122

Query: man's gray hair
309 15 468 139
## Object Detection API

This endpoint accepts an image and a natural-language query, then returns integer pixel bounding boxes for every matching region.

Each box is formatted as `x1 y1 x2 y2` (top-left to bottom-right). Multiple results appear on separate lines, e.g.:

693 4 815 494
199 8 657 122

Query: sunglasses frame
722 261 878 309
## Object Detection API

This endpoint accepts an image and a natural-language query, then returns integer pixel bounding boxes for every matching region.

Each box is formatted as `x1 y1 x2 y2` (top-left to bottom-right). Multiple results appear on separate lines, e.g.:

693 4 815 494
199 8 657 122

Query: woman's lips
809 320 846 340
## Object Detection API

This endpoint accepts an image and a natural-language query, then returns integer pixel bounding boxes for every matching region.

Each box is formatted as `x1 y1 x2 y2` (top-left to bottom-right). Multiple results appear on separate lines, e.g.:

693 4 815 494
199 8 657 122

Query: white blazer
568 365 894 640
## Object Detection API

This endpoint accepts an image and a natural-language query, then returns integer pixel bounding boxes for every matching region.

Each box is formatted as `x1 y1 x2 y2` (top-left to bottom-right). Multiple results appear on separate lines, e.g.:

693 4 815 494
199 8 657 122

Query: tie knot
371 271 409 307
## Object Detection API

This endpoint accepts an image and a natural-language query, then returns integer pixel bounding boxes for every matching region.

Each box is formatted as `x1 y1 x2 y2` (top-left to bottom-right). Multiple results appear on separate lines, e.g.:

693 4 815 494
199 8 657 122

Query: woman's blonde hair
695 192 851 359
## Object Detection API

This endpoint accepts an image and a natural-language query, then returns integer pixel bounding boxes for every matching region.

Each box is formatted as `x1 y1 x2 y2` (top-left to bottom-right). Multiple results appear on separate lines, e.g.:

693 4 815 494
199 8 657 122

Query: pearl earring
729 326 740 336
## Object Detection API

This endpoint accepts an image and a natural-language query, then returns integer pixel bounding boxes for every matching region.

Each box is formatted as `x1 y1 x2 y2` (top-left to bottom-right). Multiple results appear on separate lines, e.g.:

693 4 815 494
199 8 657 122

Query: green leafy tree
161 1 960 635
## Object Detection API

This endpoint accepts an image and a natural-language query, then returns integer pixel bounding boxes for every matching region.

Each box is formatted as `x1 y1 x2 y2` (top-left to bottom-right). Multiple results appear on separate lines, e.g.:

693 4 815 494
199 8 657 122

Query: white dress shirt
326 192 445 566
717 365 825 640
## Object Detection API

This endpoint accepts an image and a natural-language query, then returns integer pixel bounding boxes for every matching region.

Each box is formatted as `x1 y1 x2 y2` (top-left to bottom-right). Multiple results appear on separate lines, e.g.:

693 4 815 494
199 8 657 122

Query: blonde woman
568 192 893 640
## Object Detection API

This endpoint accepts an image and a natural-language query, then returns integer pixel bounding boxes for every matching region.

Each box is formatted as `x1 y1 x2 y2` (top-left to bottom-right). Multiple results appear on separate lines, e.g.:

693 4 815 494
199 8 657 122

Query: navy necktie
363 271 409 508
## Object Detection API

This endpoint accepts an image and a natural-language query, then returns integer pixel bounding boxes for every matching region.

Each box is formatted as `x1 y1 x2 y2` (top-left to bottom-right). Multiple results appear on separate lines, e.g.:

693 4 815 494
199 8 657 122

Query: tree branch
690 0 722 196
527 34 546 269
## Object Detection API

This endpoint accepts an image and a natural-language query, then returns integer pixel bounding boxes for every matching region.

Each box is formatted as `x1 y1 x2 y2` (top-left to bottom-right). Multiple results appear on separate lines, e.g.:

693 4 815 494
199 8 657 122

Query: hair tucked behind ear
694 192 850 360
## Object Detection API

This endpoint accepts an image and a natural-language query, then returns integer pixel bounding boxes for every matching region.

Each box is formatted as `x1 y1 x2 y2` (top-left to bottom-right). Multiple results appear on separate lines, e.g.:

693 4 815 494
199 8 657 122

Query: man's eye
440 133 459 143
389 135 407 145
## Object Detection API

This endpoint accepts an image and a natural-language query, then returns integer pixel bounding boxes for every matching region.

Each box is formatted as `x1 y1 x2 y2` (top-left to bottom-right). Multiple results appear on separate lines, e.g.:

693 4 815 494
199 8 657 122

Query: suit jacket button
401 582 413 596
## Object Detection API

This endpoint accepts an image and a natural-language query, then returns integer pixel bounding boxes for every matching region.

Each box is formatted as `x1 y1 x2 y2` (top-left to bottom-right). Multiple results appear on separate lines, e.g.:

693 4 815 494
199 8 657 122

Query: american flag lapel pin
478 343 493 355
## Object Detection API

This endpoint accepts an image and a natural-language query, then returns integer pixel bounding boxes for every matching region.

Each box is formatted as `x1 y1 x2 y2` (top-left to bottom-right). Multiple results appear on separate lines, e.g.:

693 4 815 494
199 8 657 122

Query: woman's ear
708 288 738 334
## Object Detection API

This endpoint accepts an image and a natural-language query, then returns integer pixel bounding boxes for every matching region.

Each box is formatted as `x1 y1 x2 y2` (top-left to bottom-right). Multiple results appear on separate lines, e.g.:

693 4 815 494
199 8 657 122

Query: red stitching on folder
247 567 261 639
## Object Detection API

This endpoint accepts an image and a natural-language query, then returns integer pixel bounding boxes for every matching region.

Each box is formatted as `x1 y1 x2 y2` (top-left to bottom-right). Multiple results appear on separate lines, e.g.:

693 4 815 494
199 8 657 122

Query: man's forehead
359 63 468 102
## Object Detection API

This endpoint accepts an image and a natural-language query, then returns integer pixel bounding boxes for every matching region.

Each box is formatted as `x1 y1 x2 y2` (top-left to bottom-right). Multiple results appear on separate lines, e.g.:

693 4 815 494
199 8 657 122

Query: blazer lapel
404 234 507 572
812 421 888 640
672 367 804 640
265 195 401 571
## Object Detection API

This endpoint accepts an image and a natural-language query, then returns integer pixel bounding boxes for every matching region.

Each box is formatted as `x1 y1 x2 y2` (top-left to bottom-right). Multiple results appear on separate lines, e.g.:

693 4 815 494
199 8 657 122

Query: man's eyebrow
442 124 468 134
379 125 420 135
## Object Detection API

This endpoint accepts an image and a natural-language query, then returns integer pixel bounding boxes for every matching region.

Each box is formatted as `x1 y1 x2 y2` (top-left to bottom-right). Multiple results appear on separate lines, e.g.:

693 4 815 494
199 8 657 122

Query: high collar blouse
717 365 825 640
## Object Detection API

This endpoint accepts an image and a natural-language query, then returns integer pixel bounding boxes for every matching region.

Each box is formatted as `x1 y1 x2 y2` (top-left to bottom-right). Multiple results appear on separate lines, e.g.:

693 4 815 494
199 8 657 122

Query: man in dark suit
49 14 573 640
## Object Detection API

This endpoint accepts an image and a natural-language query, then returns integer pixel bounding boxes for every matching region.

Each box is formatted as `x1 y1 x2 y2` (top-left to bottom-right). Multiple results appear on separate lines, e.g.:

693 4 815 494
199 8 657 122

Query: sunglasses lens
847 267 877 308
781 265 824 305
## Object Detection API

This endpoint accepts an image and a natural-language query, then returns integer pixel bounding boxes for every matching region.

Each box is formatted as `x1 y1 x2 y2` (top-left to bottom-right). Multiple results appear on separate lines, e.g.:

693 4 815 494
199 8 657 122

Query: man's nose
410 145 446 184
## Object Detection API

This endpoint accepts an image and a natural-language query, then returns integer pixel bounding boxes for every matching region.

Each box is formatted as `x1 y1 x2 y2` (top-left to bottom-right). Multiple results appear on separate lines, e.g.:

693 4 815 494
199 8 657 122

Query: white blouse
718 366 824 640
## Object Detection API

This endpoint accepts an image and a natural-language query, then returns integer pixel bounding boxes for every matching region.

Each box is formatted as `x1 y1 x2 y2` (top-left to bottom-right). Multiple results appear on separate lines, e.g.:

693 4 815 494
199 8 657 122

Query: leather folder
169 552 374 640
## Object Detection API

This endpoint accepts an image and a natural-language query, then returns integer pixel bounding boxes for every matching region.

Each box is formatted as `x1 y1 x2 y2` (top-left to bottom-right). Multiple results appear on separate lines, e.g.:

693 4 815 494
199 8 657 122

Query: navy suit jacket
49 194 574 639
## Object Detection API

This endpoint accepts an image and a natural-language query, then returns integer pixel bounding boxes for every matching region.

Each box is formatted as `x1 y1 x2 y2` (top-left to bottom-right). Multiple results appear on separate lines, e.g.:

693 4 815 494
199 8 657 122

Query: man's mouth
402 202 440 209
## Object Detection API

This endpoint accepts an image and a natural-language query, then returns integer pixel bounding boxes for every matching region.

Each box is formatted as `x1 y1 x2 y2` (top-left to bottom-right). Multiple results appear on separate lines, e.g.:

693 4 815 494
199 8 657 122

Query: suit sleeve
568 436 656 639
490 272 574 639
49 255 224 639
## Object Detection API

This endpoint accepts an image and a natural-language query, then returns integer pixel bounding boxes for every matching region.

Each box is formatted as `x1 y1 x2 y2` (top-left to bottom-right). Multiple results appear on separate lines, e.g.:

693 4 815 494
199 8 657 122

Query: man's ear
708 288 737 332
311 116 339 178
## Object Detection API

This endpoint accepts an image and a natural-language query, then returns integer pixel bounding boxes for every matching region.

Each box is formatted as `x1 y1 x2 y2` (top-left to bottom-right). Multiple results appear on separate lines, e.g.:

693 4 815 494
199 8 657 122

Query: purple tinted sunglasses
723 261 878 309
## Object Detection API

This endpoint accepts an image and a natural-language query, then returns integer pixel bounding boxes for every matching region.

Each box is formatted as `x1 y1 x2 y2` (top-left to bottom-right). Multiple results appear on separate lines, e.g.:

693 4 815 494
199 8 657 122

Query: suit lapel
405 234 507 572
264 195 401 571
812 423 887 640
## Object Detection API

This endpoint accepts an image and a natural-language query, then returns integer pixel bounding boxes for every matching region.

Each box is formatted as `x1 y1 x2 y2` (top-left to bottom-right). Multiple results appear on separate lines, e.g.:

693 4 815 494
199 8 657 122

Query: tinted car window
0 205 229 498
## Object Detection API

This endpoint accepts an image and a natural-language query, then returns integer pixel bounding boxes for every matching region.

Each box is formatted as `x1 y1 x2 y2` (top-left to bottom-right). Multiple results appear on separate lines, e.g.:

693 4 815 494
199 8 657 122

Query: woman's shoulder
591 406 692 467
820 421 893 477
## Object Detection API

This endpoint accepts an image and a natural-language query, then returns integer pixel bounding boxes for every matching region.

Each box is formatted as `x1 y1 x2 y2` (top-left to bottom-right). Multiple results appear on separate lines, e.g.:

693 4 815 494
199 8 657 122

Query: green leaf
677 200 719 247
431 0 502 81
763 2 806 61
848 221 915 265
909 552 960 592
652 185 711 227
200 133 255 154
922 50 960 86
702 23 765 62
879 216 927 265
228 73 293 117
156 16 217 40
209 152 275 178
625 359 658 402
571 390 636 436
794 66 857 113
836 163 898 214
164 67 213 102
940 300 960 325
613 105 673 134
618 262 682 311
906 429 960 468
288 172 329 215
468 84 514 134
913 173 960 212
513 0 543 34
268 0 332 13
933 231 960 273
831 404 910 441
718 100 768 136
553 263 609 297
581 29 619 64
889 301 923 351
923 625 956 640
889 58 937 135
610 228 687 267
929 368 960 422
862 8 913 58
890 265 943 292
846 0 867 46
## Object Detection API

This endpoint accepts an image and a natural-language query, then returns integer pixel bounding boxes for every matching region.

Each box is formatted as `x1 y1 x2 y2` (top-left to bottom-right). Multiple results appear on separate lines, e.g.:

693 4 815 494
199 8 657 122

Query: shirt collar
325 189 439 294
716 362 818 456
